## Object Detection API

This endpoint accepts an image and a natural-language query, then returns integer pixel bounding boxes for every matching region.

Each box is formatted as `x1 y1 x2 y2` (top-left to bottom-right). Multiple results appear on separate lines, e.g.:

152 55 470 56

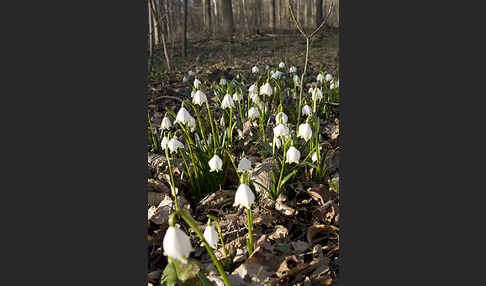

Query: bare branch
288 3 307 38
309 2 335 39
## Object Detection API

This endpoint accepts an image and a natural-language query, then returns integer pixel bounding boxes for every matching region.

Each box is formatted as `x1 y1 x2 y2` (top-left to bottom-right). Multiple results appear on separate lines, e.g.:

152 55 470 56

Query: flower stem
165 148 178 209
206 101 219 148
246 207 254 256
176 210 230 286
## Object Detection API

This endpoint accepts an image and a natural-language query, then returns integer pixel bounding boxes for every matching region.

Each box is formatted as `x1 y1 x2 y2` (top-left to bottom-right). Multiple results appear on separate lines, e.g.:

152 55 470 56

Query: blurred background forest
147 0 339 74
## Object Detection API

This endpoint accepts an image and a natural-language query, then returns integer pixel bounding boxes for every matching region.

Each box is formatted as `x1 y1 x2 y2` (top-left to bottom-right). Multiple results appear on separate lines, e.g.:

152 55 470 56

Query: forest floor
148 28 340 286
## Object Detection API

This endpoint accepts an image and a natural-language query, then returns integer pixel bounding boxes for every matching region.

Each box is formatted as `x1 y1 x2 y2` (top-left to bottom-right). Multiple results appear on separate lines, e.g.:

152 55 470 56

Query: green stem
246 208 254 256
165 148 178 209
276 141 287 197
206 101 219 148
177 210 230 286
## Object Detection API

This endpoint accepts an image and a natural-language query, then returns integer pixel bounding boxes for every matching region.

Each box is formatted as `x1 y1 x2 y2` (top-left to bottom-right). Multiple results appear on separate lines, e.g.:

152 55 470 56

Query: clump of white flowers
260 82 273 96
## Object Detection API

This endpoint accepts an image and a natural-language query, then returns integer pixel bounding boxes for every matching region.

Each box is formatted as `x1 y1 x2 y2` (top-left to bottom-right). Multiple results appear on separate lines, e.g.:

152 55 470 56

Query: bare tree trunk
315 0 322 29
148 0 153 58
207 0 212 34
221 0 234 36
183 0 188 57
242 0 249 33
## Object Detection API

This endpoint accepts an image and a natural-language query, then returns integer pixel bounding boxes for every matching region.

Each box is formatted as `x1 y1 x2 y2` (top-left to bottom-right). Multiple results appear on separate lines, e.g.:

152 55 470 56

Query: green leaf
196 271 215 286
160 262 178 286
279 170 297 189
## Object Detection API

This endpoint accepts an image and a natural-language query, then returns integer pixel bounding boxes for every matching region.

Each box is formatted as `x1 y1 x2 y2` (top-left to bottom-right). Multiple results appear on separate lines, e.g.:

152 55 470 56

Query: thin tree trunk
221 0 234 36
148 0 153 58
207 0 212 34
315 0 323 29
183 0 187 57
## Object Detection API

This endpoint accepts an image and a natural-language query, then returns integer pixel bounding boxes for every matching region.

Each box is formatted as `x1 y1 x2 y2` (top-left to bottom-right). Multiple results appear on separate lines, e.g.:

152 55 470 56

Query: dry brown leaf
307 224 339 246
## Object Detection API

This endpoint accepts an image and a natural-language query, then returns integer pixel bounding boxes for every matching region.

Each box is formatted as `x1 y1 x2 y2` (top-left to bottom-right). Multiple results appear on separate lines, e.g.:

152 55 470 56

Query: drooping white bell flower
232 92 242 102
260 82 273 96
188 70 195 77
163 226 194 264
203 223 219 249
286 146 301 164
237 157 252 172
208 154 223 172
251 94 261 104
161 136 169 150
252 66 259 73
298 123 313 142
275 112 288 125
193 78 201 89
248 107 259 120
221 94 235 109
308 87 315 94
233 184 255 209
312 88 323 101
220 78 227 85
289 66 297 73
273 136 282 149
311 151 318 162
248 83 258 95
219 116 225 127
317 73 324 83
273 123 290 138
192 90 207 106
175 106 195 127
168 137 184 153
279 62 285 69
265 65 270 70
325 73 333 82
302 105 312 116
271 71 283 80
183 76 188 83
161 116 172 130
293 74 300 86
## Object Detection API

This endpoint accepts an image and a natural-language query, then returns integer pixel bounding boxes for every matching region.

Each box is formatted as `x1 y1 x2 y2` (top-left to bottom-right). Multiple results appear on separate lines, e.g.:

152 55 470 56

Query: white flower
233 184 255 209
188 70 195 76
168 137 184 153
219 116 225 127
251 94 261 104
325 73 333 82
271 71 282 79
192 90 207 106
194 78 201 89
208 154 223 172
260 82 273 96
279 62 285 69
248 107 259 120
308 87 315 94
311 151 318 162
203 223 219 249
317 73 324 83
289 66 297 73
302 105 312 116
298 123 313 142
175 106 195 127
252 66 259 73
237 129 244 139
275 112 288 124
312 88 323 101
161 116 172 130
286 146 301 164
330 79 339 89
232 92 242 102
163 226 193 264
265 65 269 70
273 136 281 149
238 157 252 172
273 123 290 138
221 94 235 109
220 78 227 85
161 136 169 150
183 76 188 83
293 74 300 86
248 84 258 94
